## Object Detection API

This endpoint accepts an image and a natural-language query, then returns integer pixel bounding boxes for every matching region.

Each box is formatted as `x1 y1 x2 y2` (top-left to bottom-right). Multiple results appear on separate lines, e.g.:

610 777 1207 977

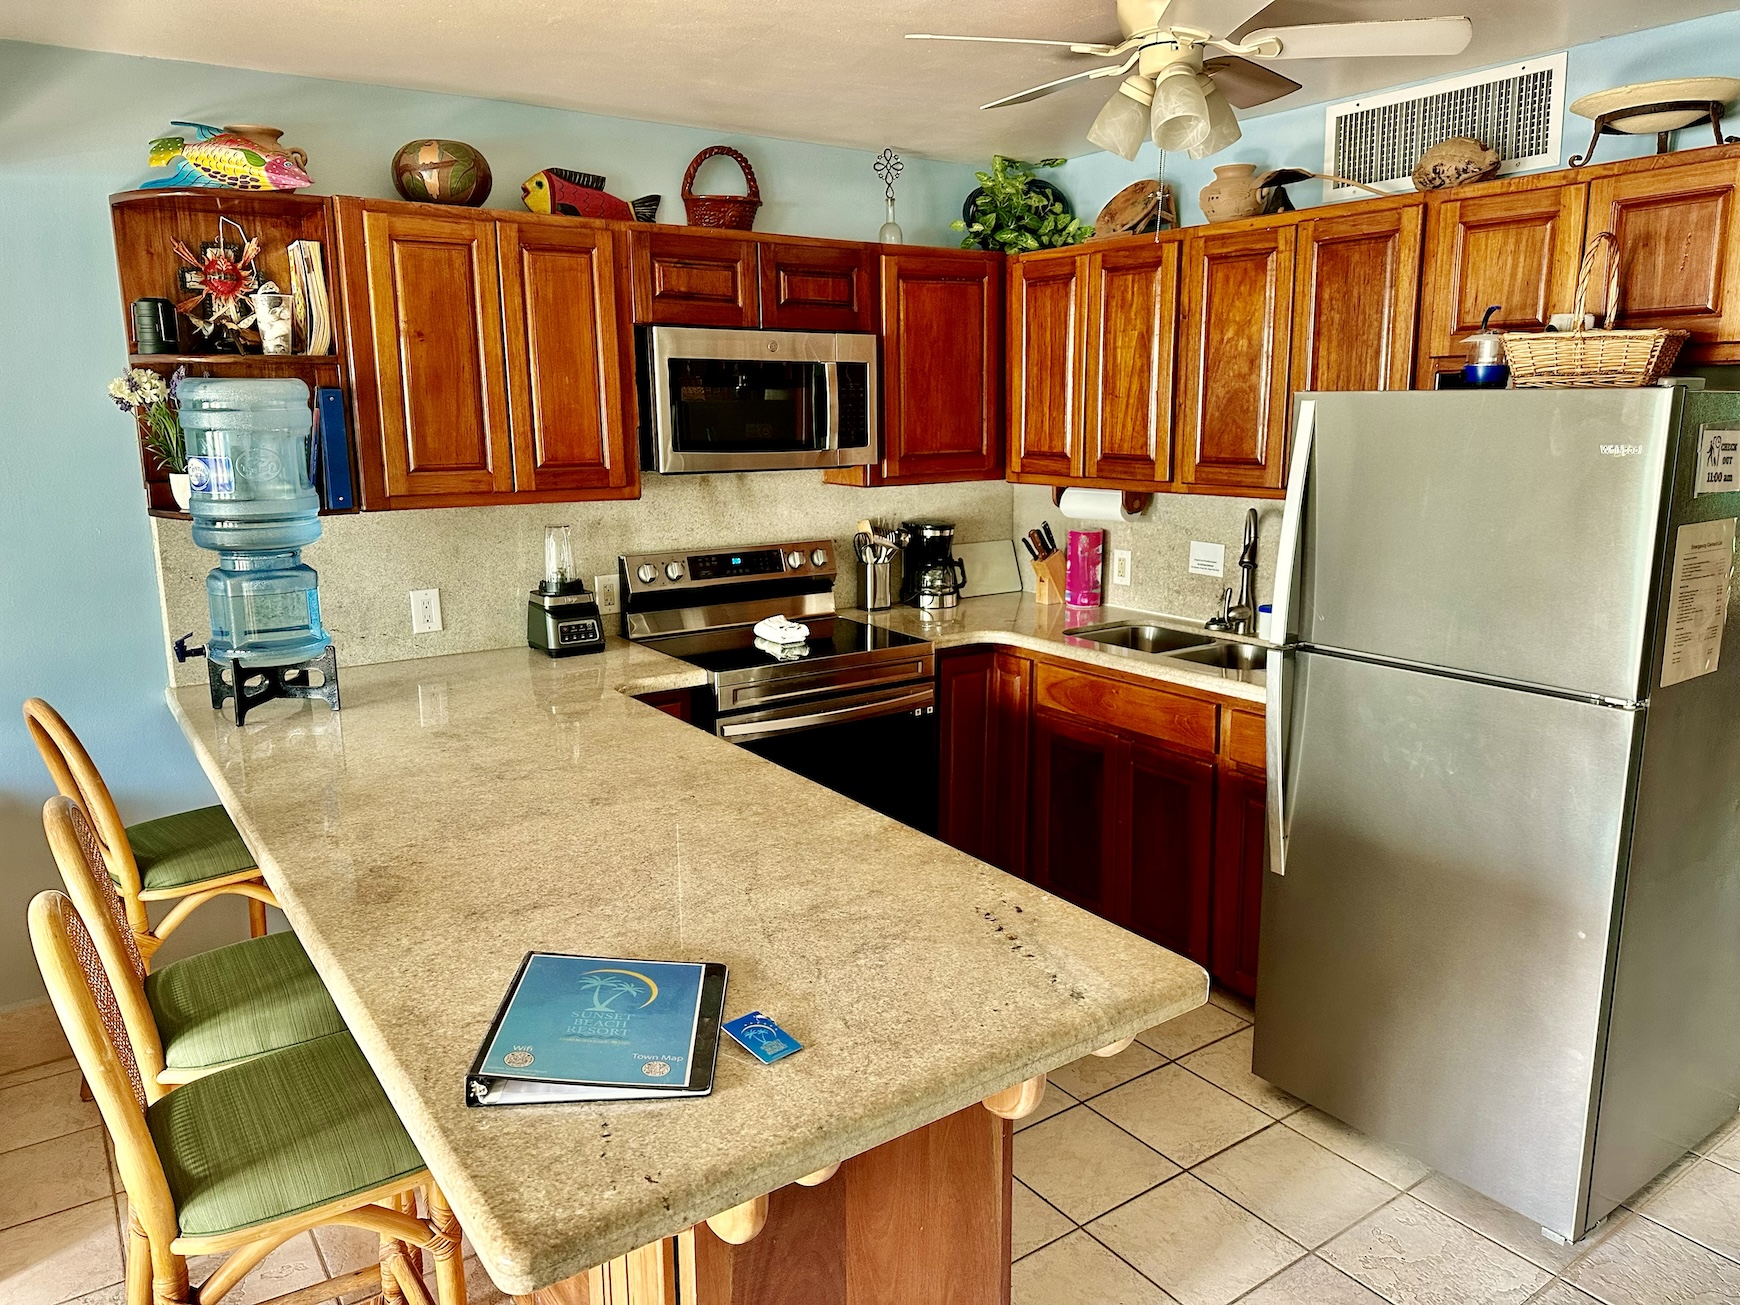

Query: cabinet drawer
1034 663 1215 753
1222 708 1266 771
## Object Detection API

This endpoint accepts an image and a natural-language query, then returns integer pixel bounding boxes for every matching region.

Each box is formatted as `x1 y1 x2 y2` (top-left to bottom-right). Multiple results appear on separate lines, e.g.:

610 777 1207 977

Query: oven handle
719 684 935 742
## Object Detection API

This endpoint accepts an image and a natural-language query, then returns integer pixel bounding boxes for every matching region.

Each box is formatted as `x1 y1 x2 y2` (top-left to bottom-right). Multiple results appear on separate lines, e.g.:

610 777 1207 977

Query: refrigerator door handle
1270 399 1315 643
1265 646 1289 876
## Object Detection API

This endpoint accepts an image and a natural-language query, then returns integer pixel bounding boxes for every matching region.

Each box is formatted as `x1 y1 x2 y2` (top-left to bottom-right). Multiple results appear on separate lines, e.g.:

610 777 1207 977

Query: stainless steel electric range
620 539 938 833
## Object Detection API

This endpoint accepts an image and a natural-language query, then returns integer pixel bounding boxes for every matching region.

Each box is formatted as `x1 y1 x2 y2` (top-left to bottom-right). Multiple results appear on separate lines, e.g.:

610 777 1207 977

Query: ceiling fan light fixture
1188 73 1243 159
1151 61 1211 153
1087 74 1155 161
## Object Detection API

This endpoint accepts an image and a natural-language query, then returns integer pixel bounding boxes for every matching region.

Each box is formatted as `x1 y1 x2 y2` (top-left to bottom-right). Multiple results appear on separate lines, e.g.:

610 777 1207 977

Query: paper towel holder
1051 486 1153 516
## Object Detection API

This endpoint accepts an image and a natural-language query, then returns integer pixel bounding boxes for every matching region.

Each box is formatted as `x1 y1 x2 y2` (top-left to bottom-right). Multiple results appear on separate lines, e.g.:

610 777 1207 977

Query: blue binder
315 387 354 511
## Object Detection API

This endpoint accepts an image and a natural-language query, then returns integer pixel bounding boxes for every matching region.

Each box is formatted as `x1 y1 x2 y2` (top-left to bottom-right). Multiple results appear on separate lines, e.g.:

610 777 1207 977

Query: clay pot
1412 137 1501 191
224 124 308 169
1199 164 1264 224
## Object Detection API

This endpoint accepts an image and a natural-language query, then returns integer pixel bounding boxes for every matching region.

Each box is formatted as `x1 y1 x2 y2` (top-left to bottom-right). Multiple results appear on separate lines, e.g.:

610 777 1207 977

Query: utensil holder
862 560 894 611
1030 553 1066 605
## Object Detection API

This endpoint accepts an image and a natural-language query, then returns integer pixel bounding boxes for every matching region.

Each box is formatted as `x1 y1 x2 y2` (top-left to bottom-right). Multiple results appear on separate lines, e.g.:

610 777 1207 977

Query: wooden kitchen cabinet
498 218 637 496
1292 198 1423 396
1582 154 1740 359
1127 741 1215 964
1210 761 1266 1000
1007 252 1086 481
828 249 1005 487
630 227 759 327
757 239 877 332
1082 238 1182 487
1416 176 1588 383
341 201 515 503
1030 711 1123 920
937 648 1030 875
1177 221 1297 494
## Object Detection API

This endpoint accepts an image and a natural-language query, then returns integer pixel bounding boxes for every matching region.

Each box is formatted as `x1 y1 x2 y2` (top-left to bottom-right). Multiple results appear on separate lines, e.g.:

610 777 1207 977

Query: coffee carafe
899 519 967 610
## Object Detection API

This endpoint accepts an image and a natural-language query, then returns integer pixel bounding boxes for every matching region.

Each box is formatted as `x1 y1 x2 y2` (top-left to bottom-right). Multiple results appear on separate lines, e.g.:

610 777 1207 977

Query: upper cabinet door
1008 253 1086 481
1082 240 1181 487
630 228 758 326
497 219 636 496
1177 224 1296 493
879 250 1005 482
758 241 877 332
1583 156 1740 357
1292 199 1423 395
1417 179 1588 379
350 204 514 501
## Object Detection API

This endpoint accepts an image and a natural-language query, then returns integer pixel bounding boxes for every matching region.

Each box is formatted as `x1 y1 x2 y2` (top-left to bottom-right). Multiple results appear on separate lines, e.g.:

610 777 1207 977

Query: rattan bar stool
24 697 276 960
43 795 347 1088
30 889 467 1305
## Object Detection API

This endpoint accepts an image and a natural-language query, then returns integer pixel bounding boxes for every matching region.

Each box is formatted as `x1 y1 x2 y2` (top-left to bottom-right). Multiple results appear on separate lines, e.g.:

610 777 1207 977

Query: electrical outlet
1188 541 1226 578
593 574 621 615
1111 549 1133 587
410 588 442 634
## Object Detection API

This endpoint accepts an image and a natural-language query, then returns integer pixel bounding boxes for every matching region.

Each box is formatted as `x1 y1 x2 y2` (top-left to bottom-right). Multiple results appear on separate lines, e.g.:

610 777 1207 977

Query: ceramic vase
169 473 192 511
1199 164 1264 224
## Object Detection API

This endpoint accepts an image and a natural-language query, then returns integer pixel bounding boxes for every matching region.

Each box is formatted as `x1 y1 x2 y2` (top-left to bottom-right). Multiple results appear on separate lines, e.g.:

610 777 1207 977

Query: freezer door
1254 650 1642 1238
1290 390 1676 701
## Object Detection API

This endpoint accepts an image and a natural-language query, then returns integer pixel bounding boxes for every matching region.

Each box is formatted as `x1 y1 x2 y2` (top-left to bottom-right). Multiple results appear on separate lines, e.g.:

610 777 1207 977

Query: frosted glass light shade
1188 74 1243 159
1151 65 1210 153
1088 78 1153 161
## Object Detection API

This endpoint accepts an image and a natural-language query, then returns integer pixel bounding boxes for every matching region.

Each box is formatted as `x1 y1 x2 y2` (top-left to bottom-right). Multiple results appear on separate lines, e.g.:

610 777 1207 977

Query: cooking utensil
1041 522 1058 554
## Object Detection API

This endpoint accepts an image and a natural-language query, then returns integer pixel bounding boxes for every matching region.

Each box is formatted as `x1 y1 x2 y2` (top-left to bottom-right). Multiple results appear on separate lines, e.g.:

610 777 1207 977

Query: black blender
899 519 967 611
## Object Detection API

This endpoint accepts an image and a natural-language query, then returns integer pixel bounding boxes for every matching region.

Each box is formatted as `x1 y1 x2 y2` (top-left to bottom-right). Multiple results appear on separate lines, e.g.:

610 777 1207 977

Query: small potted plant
108 366 189 508
954 156 1092 252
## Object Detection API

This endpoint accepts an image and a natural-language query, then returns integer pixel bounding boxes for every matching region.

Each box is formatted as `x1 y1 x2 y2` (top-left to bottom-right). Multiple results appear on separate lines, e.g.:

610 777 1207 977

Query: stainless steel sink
1168 641 1267 672
1067 623 1216 655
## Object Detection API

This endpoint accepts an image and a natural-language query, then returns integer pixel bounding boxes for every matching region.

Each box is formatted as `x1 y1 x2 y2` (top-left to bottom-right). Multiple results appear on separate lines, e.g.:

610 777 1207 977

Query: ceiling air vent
1322 53 1566 198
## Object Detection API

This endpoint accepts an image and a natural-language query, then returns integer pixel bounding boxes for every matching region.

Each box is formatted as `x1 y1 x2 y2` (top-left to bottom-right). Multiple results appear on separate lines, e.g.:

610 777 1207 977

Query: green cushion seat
146 930 347 1071
126 804 257 893
149 1031 425 1238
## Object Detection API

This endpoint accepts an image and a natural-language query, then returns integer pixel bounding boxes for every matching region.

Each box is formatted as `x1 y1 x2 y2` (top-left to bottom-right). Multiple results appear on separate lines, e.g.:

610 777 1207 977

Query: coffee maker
899 519 967 611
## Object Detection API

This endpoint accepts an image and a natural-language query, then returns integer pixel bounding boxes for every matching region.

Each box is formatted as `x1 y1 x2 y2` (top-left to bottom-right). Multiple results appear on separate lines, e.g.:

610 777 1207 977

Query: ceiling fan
909 0 1474 162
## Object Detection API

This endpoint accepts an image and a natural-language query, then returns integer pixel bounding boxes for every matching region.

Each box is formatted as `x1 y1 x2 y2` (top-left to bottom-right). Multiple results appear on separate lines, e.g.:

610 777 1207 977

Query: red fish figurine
521 168 634 220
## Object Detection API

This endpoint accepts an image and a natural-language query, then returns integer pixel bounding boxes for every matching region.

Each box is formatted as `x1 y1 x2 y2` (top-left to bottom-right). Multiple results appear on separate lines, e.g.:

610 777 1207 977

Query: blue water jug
179 378 331 667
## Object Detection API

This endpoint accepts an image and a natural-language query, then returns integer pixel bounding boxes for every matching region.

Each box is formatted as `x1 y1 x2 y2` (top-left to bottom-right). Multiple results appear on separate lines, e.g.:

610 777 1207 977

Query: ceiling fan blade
1242 16 1472 59
906 32 1120 57
1203 55 1301 109
1158 0 1276 40
980 63 1127 110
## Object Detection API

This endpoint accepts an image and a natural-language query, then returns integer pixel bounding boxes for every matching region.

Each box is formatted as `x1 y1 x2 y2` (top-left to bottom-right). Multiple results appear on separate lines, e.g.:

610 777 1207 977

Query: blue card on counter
723 1010 803 1064
466 952 727 1106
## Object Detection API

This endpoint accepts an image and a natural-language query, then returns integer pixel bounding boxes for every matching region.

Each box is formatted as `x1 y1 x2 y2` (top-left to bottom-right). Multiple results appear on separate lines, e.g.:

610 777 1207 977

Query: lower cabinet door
1030 712 1122 919
1125 742 1215 967
1211 764 1267 999
938 650 998 863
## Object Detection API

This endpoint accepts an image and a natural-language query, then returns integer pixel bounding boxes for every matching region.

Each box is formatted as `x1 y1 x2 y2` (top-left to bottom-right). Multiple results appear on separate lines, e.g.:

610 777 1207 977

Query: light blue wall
0 39 978 1005
1051 9 1740 227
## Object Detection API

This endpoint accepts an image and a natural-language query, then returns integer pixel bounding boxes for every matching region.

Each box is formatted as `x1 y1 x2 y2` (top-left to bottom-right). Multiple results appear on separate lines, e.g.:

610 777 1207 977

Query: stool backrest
41 796 167 1094
22 700 148 934
29 890 179 1252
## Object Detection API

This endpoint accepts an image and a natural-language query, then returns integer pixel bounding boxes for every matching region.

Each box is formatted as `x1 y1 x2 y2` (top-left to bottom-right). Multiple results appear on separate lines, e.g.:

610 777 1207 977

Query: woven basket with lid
681 146 762 230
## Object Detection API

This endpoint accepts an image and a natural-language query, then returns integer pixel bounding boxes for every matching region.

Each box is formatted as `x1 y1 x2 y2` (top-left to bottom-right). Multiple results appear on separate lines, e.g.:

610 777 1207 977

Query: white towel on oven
752 615 810 645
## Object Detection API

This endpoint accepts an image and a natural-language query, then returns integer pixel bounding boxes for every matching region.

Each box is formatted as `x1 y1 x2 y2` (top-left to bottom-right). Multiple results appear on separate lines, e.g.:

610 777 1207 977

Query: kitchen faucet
1205 509 1260 636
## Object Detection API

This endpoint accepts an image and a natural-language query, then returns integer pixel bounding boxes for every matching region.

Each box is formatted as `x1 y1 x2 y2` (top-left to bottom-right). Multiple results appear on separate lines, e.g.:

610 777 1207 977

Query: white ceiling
3 0 1737 161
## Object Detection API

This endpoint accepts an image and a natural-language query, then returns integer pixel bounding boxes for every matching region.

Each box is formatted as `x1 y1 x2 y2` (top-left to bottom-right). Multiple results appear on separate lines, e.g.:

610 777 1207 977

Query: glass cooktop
649 617 930 676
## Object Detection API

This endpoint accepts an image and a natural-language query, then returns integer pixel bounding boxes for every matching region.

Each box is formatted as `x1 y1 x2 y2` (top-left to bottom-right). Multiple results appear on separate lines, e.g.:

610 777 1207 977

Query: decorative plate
1570 78 1740 134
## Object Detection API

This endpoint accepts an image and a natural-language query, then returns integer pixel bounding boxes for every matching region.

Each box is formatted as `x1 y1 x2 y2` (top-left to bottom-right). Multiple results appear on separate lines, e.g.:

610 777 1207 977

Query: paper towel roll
1057 487 1131 523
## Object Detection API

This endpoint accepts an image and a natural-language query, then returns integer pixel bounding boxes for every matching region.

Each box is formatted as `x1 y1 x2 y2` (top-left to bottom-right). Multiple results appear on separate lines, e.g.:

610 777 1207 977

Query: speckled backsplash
151 473 1016 686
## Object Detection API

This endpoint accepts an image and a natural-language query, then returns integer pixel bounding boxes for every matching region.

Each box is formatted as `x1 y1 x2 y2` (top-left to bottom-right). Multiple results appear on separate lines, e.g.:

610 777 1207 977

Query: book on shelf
466 952 728 1106
287 240 333 356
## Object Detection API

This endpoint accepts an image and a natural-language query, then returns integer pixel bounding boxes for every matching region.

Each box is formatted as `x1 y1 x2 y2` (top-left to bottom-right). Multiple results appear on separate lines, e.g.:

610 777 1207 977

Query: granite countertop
167 627 1208 1293
852 592 1271 705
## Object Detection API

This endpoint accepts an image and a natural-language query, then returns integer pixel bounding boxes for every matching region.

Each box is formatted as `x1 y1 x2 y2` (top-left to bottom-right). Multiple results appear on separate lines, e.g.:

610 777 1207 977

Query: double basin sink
1065 621 1267 676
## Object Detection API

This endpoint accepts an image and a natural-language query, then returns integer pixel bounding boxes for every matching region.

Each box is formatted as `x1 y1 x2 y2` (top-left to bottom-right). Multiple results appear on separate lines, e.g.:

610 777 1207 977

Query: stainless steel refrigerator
1254 384 1740 1240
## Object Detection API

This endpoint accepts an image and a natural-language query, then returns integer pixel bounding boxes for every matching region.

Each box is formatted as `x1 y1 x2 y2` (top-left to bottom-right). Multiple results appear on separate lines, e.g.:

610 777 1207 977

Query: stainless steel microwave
639 326 877 473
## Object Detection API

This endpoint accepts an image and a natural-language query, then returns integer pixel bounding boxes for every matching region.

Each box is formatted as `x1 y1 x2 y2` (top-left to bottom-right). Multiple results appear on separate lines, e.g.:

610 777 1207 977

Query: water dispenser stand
178 635 340 725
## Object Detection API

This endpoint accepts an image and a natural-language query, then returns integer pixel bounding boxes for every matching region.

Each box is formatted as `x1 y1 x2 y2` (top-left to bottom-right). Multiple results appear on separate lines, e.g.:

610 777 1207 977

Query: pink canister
1066 529 1104 607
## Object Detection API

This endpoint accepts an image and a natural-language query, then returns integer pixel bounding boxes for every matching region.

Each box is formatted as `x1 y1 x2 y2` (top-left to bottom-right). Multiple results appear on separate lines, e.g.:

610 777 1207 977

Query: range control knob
786 549 806 569
664 561 684 581
636 563 658 584
810 548 828 567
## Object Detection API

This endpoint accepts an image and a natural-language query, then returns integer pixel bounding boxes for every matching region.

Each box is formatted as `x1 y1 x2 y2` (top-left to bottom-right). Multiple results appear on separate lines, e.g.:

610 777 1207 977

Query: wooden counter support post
704 1195 769 1245
795 1163 841 1187
982 1073 1046 1120
1093 1038 1134 1058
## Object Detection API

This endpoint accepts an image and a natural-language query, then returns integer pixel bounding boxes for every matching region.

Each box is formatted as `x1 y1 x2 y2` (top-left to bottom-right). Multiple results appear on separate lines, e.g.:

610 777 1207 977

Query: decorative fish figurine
145 122 312 191
521 168 635 220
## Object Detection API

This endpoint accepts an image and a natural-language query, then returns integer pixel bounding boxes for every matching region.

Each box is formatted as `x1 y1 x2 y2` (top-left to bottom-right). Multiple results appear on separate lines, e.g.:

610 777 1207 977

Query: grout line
1630 1204 1740 1270
1010 1178 1076 1264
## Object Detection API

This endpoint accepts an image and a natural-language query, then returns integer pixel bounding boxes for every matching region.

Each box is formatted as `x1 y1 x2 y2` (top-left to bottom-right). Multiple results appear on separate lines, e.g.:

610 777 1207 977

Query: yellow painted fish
145 121 312 191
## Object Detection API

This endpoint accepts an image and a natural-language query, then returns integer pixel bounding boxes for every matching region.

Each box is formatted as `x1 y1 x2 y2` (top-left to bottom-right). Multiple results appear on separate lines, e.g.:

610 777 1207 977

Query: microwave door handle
719 687 934 742
824 358 840 452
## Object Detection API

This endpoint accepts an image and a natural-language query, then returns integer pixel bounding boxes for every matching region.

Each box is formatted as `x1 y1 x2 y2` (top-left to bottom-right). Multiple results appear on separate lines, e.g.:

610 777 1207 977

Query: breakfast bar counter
168 634 1207 1300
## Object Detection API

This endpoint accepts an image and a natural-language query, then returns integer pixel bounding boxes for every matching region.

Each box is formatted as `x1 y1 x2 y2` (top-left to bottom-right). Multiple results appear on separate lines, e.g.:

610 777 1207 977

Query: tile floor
1013 987 1740 1305
7 990 1740 1304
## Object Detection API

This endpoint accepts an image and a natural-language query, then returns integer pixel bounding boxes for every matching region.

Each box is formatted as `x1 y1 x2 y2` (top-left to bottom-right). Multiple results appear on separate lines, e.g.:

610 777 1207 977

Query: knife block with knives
1023 524 1066 605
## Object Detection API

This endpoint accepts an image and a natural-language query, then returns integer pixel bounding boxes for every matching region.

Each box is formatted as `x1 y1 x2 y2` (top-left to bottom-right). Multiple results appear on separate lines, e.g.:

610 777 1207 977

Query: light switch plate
1111 549 1133 586
1188 541 1226 578
594 574 621 615
410 588 442 634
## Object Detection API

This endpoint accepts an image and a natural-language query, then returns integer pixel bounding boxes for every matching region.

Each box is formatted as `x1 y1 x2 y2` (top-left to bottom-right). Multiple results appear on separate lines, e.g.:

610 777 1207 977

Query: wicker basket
681 146 762 230
1503 231 1688 388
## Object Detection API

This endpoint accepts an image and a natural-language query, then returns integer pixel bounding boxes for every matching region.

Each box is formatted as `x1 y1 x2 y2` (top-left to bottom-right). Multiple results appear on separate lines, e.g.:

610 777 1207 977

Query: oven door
717 680 937 833
644 327 875 473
